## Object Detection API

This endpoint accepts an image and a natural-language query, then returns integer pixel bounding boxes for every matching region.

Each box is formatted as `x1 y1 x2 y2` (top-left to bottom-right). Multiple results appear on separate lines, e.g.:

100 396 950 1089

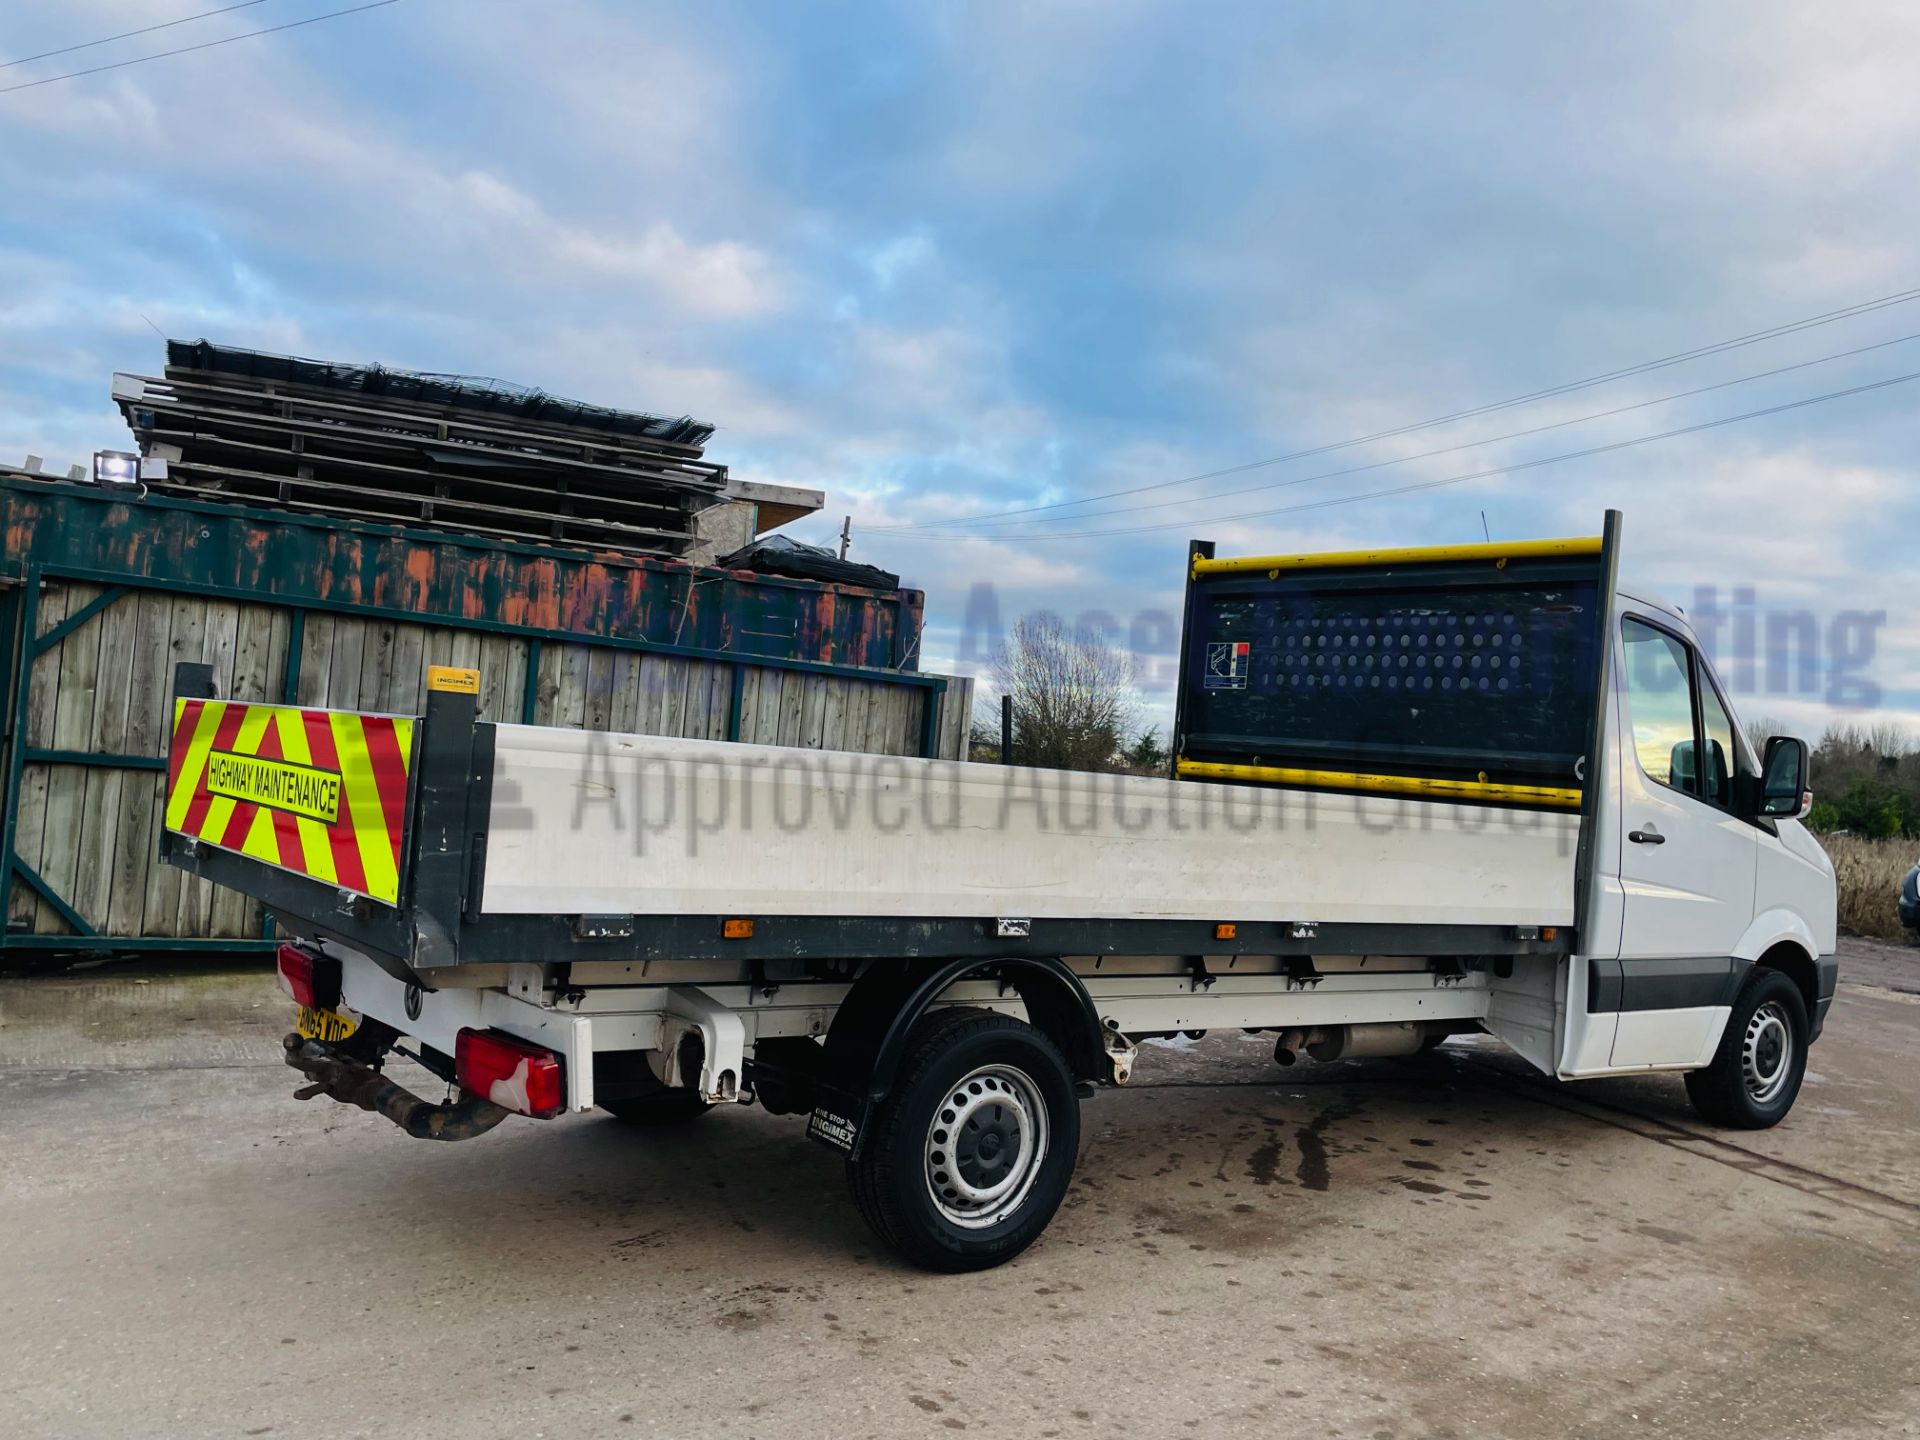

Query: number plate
295 1004 358 1043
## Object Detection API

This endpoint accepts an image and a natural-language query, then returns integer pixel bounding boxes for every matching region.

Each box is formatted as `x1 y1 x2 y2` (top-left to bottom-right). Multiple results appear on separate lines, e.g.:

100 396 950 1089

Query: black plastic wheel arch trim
813 955 1104 1161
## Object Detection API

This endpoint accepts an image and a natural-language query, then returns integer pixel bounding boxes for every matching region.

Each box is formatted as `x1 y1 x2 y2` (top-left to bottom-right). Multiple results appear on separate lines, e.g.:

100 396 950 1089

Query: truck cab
1561 585 1836 1092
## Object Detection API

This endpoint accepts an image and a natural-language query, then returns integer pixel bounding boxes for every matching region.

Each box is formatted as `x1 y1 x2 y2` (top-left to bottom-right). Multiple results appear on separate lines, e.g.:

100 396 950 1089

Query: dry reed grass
1819 833 1917 940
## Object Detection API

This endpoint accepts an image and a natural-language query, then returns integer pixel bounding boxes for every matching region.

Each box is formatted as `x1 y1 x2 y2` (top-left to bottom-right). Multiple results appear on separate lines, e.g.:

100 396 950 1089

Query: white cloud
1756 238 1912 304
1694 2 1920 182
864 231 936 290
556 220 783 318
1 23 786 326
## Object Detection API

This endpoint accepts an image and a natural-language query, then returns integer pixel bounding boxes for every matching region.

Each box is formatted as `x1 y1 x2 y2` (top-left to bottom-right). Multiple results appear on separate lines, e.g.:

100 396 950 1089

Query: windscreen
1178 564 1603 787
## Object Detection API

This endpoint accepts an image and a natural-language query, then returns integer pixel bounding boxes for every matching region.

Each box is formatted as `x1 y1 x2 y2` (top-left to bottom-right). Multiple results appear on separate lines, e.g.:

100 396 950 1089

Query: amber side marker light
1214 922 1238 941
722 918 756 939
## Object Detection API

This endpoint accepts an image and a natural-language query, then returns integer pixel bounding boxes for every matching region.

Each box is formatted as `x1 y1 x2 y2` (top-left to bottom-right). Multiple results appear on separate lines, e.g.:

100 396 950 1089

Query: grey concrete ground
1 941 1916 1440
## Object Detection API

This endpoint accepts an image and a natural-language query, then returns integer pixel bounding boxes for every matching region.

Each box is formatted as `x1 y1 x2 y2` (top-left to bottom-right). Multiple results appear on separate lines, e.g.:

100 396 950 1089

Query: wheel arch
824 956 1105 1112
1733 908 1819 969
1750 938 1819 1025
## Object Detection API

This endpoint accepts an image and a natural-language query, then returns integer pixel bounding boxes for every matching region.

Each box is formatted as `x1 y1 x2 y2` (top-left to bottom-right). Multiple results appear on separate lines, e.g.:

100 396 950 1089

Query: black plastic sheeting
720 534 900 590
167 340 714 449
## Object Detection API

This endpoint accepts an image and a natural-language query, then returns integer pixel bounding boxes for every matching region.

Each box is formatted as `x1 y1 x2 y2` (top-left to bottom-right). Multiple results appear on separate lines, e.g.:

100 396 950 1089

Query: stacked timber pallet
112 340 728 557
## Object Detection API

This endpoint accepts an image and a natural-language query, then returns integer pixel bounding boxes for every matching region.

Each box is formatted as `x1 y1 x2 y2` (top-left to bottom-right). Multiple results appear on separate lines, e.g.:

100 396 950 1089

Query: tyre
1683 968 1808 1129
599 1075 715 1126
847 1008 1080 1273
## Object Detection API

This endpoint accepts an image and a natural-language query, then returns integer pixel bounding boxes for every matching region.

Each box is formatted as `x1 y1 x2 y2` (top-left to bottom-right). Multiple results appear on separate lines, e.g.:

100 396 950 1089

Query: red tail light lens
455 1029 566 1119
276 943 339 1011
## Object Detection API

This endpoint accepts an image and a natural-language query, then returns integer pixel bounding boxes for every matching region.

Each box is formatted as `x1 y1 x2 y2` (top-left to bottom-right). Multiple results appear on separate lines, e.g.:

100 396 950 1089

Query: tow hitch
282 1032 511 1142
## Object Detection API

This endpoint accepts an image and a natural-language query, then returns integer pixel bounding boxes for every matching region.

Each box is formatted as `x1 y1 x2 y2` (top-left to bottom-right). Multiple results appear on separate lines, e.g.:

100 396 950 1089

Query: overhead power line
0 0 400 95
879 367 1920 544
868 327 1920 533
1 2 276 70
890 282 1920 532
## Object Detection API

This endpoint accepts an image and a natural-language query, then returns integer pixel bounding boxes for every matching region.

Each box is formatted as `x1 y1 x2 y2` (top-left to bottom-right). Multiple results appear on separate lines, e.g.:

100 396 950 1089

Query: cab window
1621 619 1695 793
1695 664 1738 810
1621 617 1745 812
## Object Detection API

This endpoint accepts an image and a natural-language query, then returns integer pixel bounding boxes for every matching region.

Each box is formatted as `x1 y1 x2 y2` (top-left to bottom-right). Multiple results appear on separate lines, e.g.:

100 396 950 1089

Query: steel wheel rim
1741 1000 1794 1105
925 1064 1049 1229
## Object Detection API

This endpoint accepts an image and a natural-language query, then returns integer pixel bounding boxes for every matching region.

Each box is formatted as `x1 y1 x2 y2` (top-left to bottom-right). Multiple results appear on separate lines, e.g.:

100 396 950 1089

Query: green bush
1805 727 1920 840
1825 781 1916 840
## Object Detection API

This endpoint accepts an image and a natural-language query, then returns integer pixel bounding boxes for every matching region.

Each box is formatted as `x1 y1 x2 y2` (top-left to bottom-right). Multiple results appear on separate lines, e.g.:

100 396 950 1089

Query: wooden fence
3 579 970 945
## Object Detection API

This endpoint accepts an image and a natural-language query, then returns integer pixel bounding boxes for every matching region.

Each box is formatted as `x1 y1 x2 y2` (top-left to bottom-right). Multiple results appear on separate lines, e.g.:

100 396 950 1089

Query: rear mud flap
806 1100 864 1156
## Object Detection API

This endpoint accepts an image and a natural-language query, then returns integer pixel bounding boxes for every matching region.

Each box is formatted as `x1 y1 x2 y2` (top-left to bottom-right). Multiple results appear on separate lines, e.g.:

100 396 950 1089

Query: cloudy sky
3 0 1916 739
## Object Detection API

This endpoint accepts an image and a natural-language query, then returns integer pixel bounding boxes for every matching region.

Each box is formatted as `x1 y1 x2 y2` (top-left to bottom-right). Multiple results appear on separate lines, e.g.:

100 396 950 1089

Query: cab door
1606 616 1756 1066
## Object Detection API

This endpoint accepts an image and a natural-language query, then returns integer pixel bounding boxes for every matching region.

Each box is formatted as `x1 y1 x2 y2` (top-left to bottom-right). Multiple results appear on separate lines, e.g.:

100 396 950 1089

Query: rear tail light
276 943 340 1011
456 1029 566 1119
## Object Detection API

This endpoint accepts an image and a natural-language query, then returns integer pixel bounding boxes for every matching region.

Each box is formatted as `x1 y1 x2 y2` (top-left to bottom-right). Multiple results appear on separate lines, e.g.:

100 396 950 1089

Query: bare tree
981 614 1139 771
1869 720 1912 758
1742 714 1801 757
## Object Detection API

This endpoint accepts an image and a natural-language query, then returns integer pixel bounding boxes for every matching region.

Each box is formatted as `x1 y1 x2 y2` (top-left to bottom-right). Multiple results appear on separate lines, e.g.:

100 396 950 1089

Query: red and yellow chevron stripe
164 700 416 906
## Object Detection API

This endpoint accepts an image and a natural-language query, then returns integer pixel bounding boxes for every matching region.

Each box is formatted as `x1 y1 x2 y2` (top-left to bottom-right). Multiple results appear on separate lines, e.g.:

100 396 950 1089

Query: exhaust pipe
1308 1021 1428 1061
1273 1022 1434 1067
284 1033 511 1142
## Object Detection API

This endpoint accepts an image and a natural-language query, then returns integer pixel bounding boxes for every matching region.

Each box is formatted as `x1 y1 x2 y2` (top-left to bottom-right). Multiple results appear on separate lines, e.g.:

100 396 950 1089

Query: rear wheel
848 1008 1080 1272
1684 968 1808 1129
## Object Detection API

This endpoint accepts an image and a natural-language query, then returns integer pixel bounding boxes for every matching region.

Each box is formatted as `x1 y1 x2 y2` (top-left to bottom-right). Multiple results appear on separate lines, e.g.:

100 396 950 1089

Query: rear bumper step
283 1033 510 1142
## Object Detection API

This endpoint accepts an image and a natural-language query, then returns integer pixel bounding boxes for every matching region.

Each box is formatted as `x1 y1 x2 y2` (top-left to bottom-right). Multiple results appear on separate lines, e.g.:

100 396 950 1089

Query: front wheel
847 1008 1080 1272
1684 968 1808 1129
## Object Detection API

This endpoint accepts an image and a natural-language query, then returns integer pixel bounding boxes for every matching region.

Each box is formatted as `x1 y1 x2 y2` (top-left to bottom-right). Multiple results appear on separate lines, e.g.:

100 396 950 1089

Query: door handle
1628 828 1666 845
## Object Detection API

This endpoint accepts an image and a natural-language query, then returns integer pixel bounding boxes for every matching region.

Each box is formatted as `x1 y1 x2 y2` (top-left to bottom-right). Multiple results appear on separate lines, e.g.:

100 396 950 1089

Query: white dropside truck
161 513 1837 1271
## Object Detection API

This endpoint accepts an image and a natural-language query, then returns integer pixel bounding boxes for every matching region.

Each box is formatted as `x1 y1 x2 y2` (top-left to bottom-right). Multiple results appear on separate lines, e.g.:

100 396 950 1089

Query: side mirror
1759 736 1811 819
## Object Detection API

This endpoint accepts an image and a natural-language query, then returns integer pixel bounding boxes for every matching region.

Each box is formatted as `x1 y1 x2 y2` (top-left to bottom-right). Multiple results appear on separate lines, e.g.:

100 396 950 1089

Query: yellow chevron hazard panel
165 699 416 906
